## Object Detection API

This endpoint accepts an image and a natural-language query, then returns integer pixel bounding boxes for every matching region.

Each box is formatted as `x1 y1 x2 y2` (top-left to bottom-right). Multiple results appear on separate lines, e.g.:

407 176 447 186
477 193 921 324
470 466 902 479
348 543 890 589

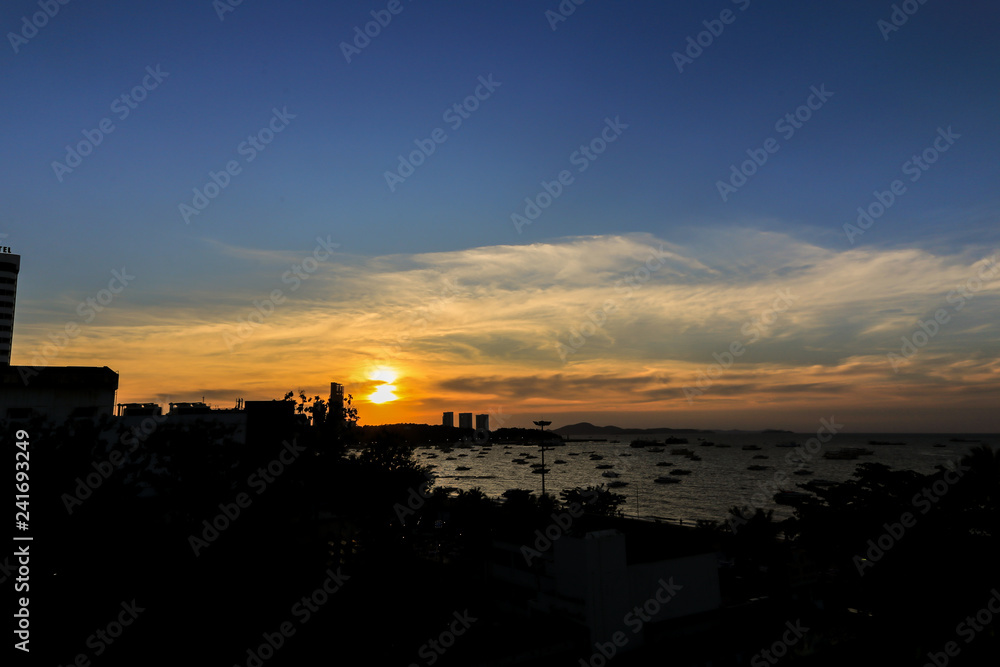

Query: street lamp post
533 420 551 498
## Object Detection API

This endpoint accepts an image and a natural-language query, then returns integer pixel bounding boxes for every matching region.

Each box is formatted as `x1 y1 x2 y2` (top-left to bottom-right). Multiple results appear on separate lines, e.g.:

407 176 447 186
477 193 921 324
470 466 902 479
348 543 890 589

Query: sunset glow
367 369 399 404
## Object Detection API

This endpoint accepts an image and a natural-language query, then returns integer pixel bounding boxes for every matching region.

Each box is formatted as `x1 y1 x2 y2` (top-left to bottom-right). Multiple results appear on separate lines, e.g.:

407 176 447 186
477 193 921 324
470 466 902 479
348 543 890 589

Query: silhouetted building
0 249 18 365
442 411 454 427
117 402 162 417
329 382 344 422
458 412 473 429
476 413 489 431
490 527 721 653
0 365 118 423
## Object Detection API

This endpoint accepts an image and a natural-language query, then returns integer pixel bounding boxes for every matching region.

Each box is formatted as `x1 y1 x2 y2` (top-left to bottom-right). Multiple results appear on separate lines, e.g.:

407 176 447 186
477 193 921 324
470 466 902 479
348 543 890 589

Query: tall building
458 412 473 429
329 382 344 422
475 413 490 432
0 248 19 365
442 411 454 428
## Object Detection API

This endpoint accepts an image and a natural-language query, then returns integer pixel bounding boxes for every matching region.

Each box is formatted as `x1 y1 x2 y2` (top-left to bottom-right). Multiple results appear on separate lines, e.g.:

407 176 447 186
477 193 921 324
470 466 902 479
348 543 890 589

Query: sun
368 368 398 404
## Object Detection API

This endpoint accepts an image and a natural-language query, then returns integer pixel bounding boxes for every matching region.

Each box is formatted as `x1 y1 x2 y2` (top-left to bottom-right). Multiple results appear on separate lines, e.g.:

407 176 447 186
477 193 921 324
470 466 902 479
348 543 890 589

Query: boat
595 464 614 469
747 464 769 471
774 491 812 505
654 476 681 484
629 439 648 448
589 454 604 460
455 466 471 471
670 447 693 456
663 437 689 444
512 458 528 464
607 480 629 488
655 461 673 467
601 471 620 478
669 468 692 475
445 456 457 460
685 454 702 461
823 447 874 460
553 459 567 464
647 446 665 453
751 454 769 459
742 445 762 451
531 467 550 474
568 452 580 456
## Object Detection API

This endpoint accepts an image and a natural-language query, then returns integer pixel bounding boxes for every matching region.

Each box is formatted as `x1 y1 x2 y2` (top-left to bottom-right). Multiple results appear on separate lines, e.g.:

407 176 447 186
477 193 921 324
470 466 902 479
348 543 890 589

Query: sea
399 432 999 525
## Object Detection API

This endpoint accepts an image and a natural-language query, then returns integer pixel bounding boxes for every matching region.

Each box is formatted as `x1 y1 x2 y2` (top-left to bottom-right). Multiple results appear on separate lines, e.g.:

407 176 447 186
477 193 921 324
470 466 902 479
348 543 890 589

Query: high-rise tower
0 248 19 365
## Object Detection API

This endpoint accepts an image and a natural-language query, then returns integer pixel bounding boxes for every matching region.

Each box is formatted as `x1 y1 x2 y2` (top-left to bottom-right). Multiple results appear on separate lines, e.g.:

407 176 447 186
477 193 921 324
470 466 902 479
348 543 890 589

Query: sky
3 0 999 431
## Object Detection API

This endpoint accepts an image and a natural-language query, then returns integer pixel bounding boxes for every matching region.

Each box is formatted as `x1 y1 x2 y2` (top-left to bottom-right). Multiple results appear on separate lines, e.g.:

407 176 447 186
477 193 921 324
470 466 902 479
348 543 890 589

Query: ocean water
404 432 999 525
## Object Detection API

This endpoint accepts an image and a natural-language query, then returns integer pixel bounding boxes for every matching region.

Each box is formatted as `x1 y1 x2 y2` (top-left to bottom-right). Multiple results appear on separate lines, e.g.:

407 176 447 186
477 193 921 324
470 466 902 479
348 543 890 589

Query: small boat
751 454 769 460
601 471 620 478
774 491 812 505
524 454 538 459
607 480 629 488
531 467 550 474
553 459 567 464
446 456 457 461
655 461 673 467
647 447 665 453
595 464 614 469
663 437 689 444
629 439 648 448
747 464 769 471
793 469 813 476
654 476 681 484
618 453 631 457
670 447 693 456
669 468 692 475
775 442 799 448
455 466 471 471
512 459 528 464
568 452 580 456
823 448 873 460
742 445 762 451
589 454 604 460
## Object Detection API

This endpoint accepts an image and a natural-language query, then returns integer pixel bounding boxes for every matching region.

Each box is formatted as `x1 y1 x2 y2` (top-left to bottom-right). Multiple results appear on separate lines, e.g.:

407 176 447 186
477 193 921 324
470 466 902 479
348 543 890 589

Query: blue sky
4 0 999 430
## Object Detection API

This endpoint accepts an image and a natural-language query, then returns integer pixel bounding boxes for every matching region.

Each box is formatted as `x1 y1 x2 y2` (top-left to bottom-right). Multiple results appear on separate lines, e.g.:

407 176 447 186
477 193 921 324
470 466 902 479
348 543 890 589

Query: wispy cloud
14 231 999 429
